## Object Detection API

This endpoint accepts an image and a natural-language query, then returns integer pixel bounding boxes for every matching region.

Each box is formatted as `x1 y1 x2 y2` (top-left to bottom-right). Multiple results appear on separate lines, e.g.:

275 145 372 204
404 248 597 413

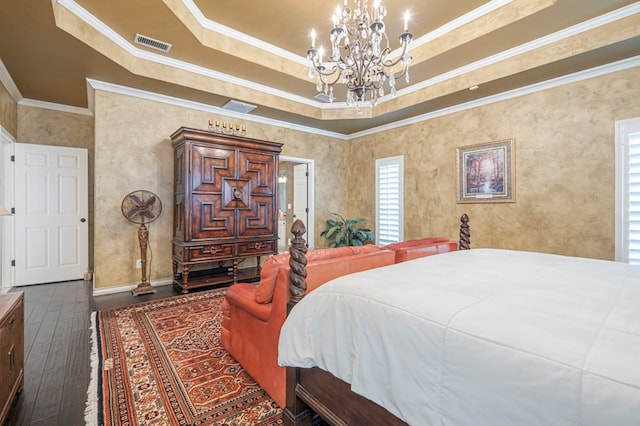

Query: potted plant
321 213 375 247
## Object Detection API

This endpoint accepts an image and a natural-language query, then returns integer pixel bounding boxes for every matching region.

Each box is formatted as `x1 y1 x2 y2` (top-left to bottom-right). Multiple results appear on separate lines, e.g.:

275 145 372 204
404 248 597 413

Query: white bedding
277 249 640 425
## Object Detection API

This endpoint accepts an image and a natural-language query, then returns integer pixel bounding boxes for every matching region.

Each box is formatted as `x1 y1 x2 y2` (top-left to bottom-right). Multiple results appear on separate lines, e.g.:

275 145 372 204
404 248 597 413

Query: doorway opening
278 156 315 250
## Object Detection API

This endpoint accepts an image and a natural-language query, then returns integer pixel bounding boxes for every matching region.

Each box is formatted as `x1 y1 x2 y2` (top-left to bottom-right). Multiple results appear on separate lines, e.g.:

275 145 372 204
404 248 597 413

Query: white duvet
277 249 640 425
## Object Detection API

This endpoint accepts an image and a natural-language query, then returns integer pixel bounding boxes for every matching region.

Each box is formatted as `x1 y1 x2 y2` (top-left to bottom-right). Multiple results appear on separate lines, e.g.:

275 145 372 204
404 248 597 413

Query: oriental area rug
86 288 282 426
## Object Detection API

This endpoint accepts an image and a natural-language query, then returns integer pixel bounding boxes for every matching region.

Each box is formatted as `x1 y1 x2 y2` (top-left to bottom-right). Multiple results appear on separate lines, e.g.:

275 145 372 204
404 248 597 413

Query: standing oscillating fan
121 190 162 295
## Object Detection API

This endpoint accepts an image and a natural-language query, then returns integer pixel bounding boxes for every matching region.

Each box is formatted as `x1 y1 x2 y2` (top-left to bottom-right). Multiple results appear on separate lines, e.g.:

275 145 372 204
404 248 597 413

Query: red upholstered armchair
383 237 458 263
221 245 396 408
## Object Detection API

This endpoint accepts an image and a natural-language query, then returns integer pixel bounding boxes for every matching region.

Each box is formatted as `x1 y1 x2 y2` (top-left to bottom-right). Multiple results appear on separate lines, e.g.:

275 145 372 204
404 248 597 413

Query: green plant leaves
321 213 374 247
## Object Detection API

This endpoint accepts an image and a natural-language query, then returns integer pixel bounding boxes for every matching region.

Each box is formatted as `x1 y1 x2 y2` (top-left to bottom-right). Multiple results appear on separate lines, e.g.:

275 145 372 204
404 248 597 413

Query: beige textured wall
93 90 348 289
17 106 93 148
0 80 17 137
348 67 640 260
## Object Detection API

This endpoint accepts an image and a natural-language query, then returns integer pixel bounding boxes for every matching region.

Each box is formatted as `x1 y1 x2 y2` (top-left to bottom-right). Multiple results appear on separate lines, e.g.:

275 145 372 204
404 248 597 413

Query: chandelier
307 0 412 108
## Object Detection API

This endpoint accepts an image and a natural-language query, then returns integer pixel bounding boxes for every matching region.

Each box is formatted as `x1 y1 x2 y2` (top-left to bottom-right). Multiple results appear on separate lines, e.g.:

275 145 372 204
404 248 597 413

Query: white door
293 163 309 243
14 143 88 285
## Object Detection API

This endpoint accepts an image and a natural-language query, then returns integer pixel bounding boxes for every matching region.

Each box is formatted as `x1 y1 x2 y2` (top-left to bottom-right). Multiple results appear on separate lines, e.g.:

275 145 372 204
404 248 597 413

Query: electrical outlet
136 259 142 269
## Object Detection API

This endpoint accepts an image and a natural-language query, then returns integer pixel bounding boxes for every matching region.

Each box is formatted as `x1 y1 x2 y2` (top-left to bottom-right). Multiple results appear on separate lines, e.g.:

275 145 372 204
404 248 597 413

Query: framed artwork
457 138 515 203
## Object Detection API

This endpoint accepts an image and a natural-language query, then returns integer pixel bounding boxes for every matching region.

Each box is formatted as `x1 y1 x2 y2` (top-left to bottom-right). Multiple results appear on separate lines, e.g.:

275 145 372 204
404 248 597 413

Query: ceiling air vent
222 100 257 114
314 93 332 103
134 33 172 53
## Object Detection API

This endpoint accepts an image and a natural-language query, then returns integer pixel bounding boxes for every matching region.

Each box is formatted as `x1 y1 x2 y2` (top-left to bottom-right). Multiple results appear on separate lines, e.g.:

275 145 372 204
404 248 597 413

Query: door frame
615 117 640 262
0 127 15 291
280 155 315 249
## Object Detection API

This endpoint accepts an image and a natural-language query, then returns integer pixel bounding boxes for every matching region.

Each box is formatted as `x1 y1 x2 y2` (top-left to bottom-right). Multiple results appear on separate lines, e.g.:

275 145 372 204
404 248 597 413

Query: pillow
254 253 289 304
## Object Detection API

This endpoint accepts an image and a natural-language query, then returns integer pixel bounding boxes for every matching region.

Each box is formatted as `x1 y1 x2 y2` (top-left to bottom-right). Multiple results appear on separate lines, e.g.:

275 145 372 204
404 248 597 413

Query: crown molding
85 78 348 140
10 53 639 141
392 0 513 59
85 53 639 141
55 0 321 109
18 99 93 116
57 0 640 113
378 1 640 106
179 0 308 66
0 59 23 103
351 55 640 139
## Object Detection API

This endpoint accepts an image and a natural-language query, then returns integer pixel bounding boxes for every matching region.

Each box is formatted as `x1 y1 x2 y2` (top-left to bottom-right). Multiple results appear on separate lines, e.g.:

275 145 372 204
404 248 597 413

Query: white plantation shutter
629 132 640 264
616 118 640 264
376 156 403 245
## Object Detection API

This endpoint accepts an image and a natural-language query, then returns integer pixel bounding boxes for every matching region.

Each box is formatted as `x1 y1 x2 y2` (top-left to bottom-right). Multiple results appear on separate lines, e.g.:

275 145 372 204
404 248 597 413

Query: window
615 118 640 264
376 156 404 245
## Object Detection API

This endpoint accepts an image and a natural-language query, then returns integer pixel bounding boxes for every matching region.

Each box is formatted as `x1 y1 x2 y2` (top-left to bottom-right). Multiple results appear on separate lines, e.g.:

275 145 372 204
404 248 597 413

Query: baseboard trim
92 278 173 296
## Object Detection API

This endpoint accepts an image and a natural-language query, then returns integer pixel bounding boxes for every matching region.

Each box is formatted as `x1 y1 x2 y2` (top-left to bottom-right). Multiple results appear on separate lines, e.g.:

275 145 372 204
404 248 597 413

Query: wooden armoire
170 127 283 293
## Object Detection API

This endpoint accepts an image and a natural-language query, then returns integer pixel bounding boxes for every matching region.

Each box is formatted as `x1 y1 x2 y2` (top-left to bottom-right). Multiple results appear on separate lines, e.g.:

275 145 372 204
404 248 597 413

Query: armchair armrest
383 237 457 263
224 283 272 322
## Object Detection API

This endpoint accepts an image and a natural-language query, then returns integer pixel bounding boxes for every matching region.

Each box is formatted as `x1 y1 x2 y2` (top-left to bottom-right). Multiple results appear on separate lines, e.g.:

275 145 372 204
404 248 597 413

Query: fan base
132 284 156 296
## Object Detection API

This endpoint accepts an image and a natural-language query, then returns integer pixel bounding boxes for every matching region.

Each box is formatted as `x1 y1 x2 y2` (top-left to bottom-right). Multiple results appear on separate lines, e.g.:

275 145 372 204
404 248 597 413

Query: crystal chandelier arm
380 38 410 69
319 66 344 87
361 51 385 90
309 53 339 78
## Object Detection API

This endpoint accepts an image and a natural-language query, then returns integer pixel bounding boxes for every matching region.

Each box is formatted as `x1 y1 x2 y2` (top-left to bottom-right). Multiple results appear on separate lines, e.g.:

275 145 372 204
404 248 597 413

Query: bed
277 216 640 425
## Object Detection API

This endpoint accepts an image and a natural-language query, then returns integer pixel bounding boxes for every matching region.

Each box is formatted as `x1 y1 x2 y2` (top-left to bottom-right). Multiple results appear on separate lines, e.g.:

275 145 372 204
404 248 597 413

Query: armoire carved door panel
238 200 274 236
222 178 251 211
173 146 185 241
238 151 276 196
236 150 276 236
190 195 235 240
191 144 235 193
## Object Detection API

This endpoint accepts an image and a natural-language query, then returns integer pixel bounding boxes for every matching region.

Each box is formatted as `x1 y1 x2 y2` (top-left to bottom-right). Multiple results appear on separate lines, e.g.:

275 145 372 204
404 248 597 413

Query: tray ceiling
0 0 638 134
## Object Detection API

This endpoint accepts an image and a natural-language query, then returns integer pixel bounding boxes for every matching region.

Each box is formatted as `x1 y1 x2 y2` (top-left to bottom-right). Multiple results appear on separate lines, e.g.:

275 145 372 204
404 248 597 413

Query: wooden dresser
0 292 24 425
170 127 283 293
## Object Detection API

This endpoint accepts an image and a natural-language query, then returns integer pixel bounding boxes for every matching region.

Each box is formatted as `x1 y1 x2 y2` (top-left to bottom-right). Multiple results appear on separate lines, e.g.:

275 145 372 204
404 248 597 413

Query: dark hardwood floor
5 280 177 426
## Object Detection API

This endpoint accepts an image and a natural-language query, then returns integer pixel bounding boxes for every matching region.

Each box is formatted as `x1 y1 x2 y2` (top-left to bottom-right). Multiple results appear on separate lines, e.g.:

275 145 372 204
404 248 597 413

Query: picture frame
456 138 515 203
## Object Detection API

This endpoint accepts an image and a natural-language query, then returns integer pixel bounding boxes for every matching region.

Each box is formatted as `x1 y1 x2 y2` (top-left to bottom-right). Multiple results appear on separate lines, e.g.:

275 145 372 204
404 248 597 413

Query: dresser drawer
186 243 234 261
0 292 24 426
236 240 277 256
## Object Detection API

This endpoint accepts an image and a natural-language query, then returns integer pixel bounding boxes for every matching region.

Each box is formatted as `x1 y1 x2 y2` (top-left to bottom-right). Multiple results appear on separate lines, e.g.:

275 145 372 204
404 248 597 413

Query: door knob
80 218 86 222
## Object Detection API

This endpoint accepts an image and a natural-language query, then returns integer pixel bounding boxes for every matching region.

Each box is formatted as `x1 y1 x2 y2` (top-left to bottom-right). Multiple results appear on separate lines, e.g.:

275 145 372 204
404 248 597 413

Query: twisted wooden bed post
285 219 313 426
459 213 470 250
288 219 308 308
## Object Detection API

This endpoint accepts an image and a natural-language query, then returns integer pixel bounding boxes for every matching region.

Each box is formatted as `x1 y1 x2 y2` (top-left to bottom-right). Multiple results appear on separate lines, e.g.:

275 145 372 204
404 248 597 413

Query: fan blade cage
121 190 163 225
